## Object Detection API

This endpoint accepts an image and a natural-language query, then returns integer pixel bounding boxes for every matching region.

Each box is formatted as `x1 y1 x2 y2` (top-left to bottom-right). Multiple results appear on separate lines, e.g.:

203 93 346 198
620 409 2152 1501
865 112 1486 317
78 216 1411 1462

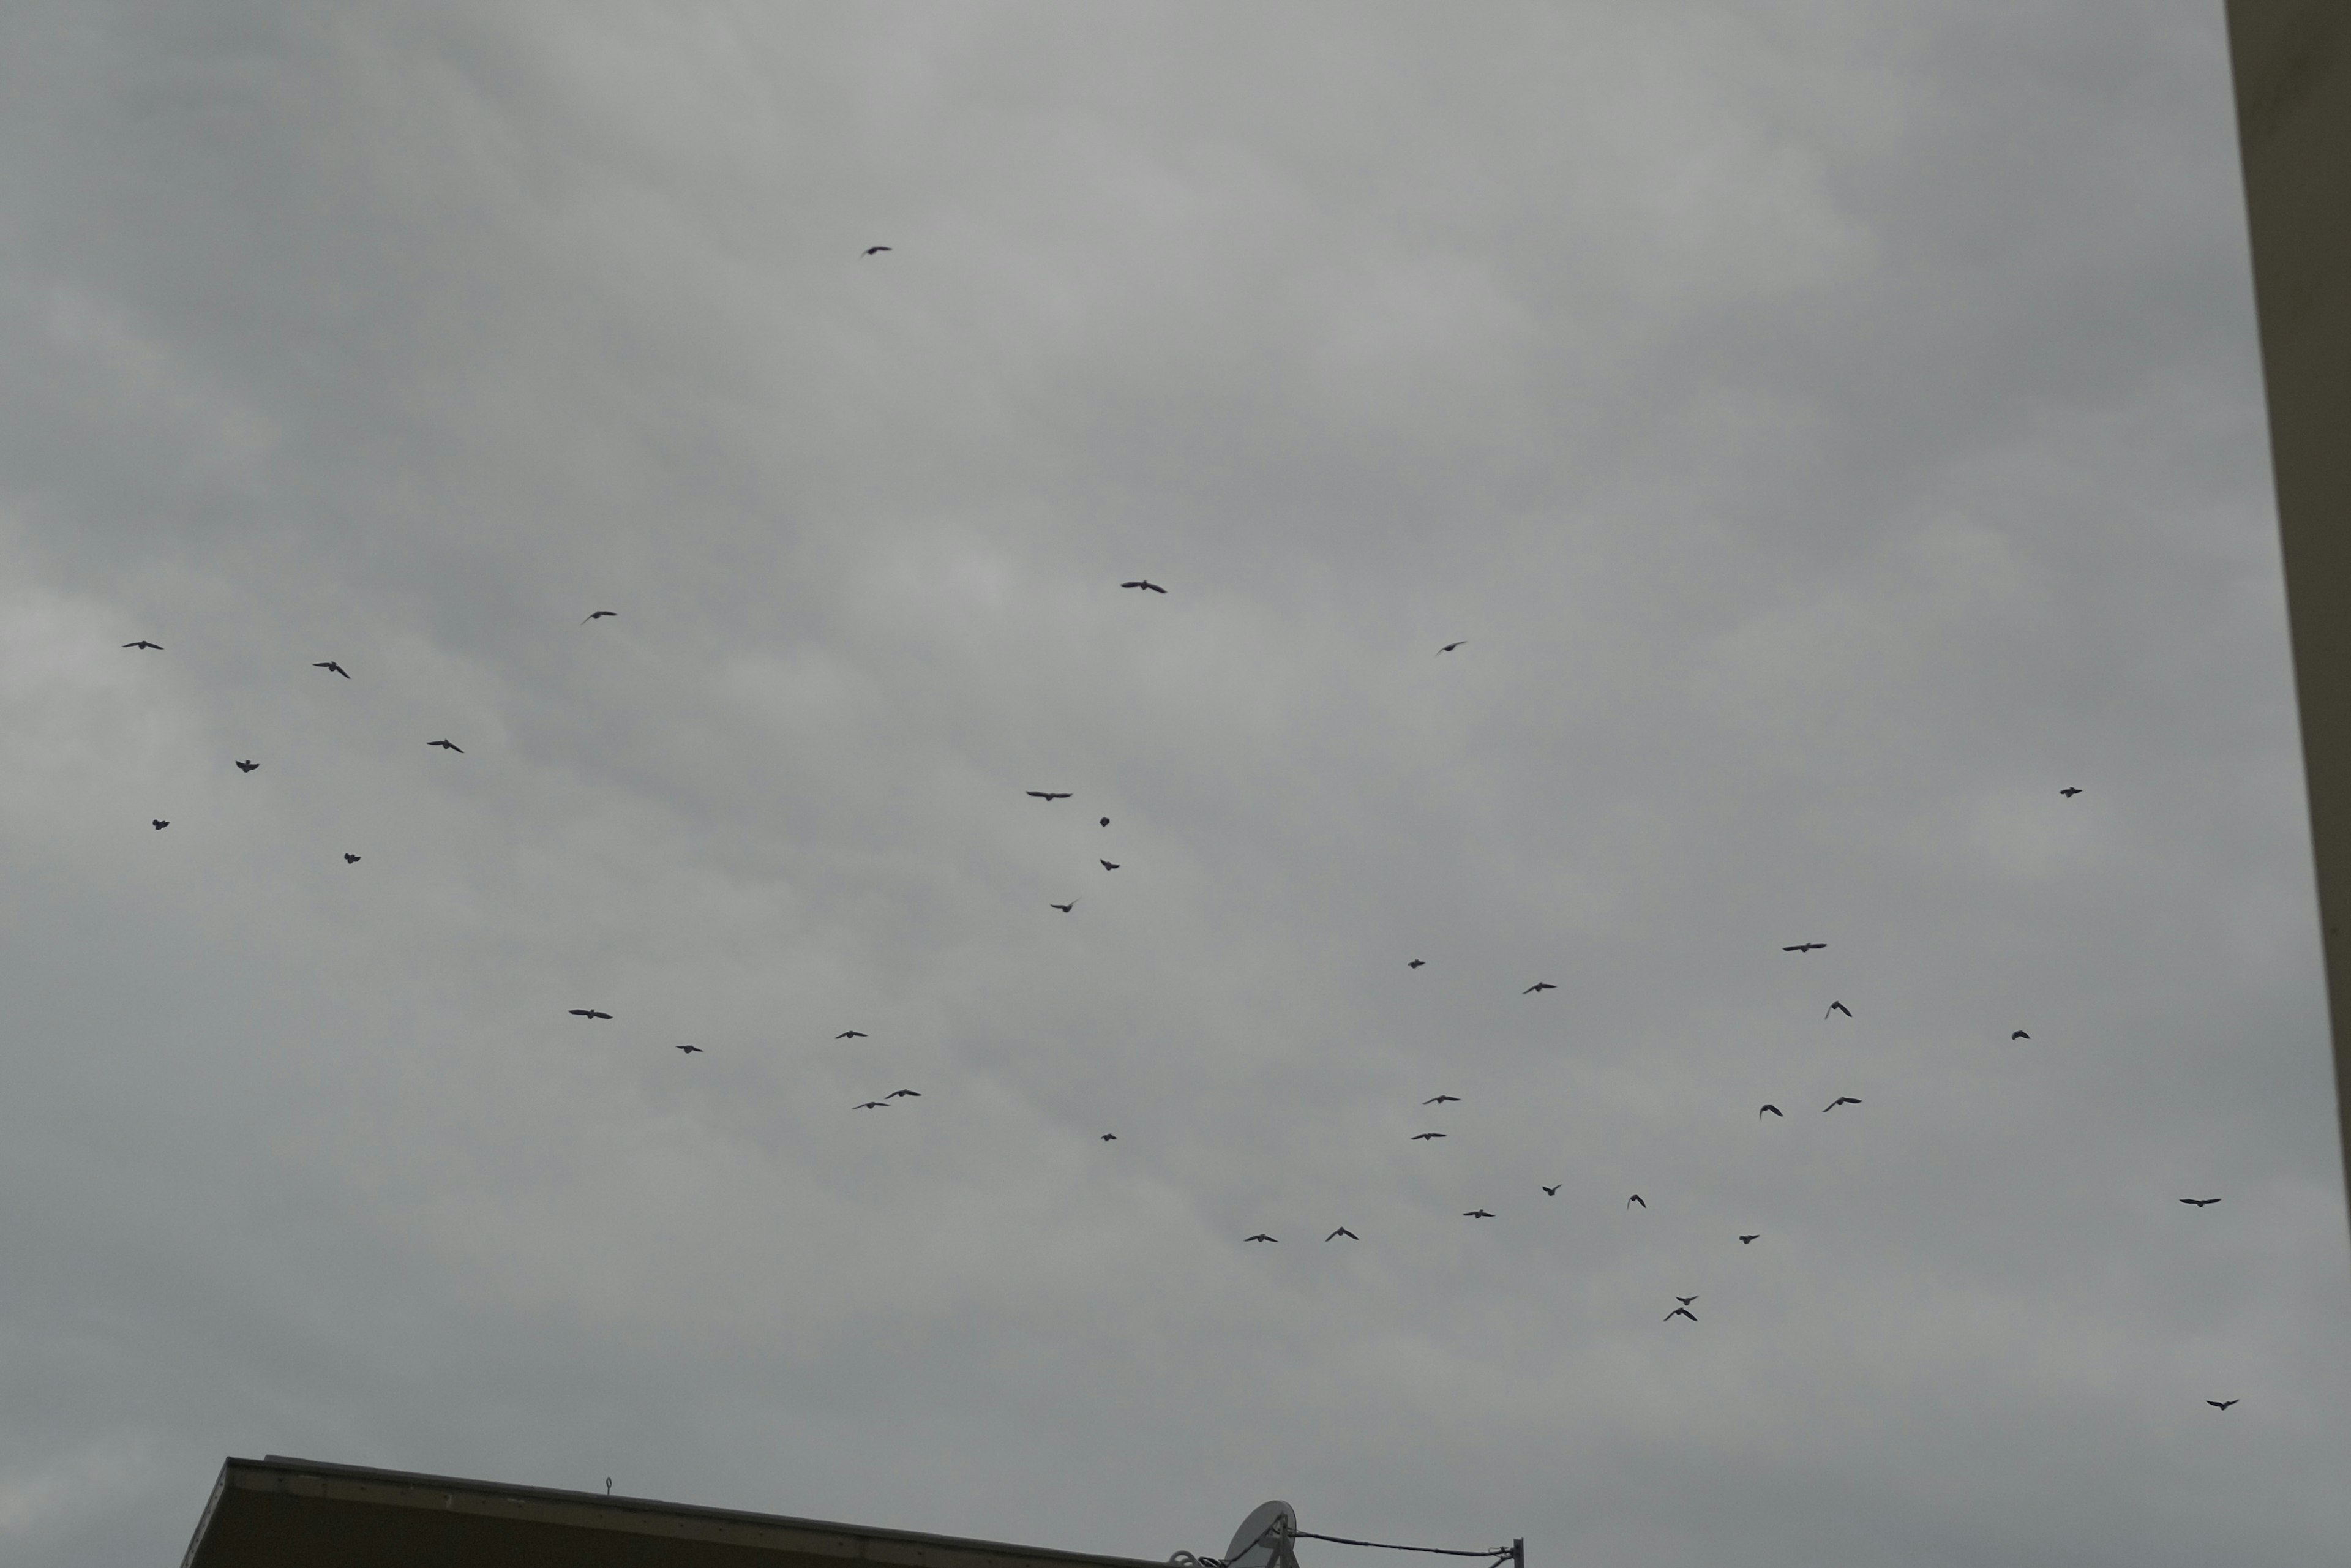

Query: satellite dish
1226 1502 1299 1568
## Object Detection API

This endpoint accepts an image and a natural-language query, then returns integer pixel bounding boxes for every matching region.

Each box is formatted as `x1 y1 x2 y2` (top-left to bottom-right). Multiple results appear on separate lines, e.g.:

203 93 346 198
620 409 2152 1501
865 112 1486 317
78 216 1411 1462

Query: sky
2 2 2347 1565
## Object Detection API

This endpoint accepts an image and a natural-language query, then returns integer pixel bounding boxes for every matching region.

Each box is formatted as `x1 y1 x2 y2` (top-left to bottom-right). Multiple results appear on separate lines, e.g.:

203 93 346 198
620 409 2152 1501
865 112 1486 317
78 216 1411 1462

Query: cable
1286 1534 1513 1561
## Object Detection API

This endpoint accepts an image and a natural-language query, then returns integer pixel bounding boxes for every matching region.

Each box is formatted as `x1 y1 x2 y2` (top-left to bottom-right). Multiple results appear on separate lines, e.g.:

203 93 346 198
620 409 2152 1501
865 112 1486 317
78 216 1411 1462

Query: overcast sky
4 3 2347 1565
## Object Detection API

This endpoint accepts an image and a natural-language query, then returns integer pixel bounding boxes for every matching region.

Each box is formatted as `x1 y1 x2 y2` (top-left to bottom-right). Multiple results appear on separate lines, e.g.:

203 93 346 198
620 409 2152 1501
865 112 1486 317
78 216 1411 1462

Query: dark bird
343 853 361 864
1408 959 1425 969
1411 1131 1447 1141
569 1009 612 1021
676 1044 702 1054
314 661 349 678
1100 1133 1117 1141
1463 1209 1494 1218
1245 1233 1277 1243
2060 787 2083 798
1100 816 1110 826
1100 860 1120 870
836 1030 867 1040
123 640 162 650
584 610 618 622
235 760 258 773
1120 580 1168 593
429 739 463 752
2180 1198 2222 1207
1325 1227 1358 1241
1665 1306 1697 1322
1759 1103 1783 1118
1739 1234 1760 1244
1026 791 1071 800
855 1101 890 1110
2012 1030 2031 1040
1424 1094 1460 1105
1823 1096 1862 1111
1542 1184 1561 1196
1627 1194 1646 1208
1783 942 1826 953
863 245 891 255
887 1089 920 1098
1049 901 1078 913
1826 1001 1851 1018
152 820 169 830
1676 1296 1698 1305
2208 1400 2237 1411
1525 981 1556 994
1437 641 1467 655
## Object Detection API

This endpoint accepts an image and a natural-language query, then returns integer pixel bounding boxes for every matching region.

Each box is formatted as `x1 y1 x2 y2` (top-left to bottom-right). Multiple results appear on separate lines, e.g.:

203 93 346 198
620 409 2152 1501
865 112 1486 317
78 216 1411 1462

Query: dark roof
182 1455 1173 1568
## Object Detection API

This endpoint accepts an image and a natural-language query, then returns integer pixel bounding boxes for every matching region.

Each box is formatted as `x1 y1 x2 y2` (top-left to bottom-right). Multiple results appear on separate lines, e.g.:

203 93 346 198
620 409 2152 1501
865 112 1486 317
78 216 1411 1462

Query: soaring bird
1099 817 1110 827
1826 1001 1851 1018
1783 942 1826 953
2208 1400 2237 1411
836 1030 867 1040
2180 1198 2222 1207
855 1101 889 1110
1026 791 1071 801
1424 1094 1460 1105
1325 1227 1358 1242
1823 1096 1862 1111
1408 959 1425 969
1542 1184 1561 1196
1463 1209 1494 1219
1675 1296 1698 1306
314 661 349 678
1759 1103 1783 1118
2060 787 2083 798
1100 860 1120 870
863 245 891 255
1049 901 1078 913
343 853 361 864
1245 1233 1277 1243
1120 580 1168 593
1100 1133 1117 1141
569 1009 612 1021
1739 1234 1760 1244
1627 1194 1646 1208
1411 1131 1447 1141
123 640 162 650
887 1089 920 1098
235 760 258 773
1525 981 1556 994
2012 1030 2031 1040
1665 1306 1697 1322
1437 641 1467 655
152 820 169 830
428 740 463 752
584 610 618 622
676 1044 702 1054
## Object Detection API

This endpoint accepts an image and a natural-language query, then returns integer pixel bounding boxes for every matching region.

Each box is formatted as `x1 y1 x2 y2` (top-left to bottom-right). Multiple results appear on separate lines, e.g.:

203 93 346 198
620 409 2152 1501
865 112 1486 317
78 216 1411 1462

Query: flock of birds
118 551 2244 1412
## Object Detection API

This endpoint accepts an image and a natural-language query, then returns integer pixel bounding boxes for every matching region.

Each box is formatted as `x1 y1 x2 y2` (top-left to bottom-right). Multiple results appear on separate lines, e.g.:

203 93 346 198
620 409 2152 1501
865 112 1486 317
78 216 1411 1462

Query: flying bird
2208 1400 2237 1411
676 1044 703 1054
1823 1096 1862 1111
1463 1209 1494 1219
1100 1133 1117 1141
1525 981 1556 994
1541 1184 1561 1196
1049 901 1078 913
1627 1194 1646 1208
1325 1227 1358 1242
1120 580 1168 593
428 740 463 752
887 1089 920 1098
313 661 349 678
836 1030 867 1040
863 245 891 255
152 820 169 830
2012 1030 2031 1040
1826 1001 1851 1018
1099 817 1110 826
1437 641 1467 655
235 760 258 773
1782 942 1826 953
1739 1234 1760 1244
1675 1296 1698 1306
1423 1094 1460 1105
1408 959 1425 969
343 853 360 864
2180 1198 2222 1207
569 1009 612 1021
1100 860 1120 870
1411 1132 1447 1141
1245 1233 1277 1243
2060 787 2083 797
1026 791 1071 801
123 640 162 650
1665 1306 1697 1322
584 610 618 622
855 1101 890 1110
1759 1103 1783 1118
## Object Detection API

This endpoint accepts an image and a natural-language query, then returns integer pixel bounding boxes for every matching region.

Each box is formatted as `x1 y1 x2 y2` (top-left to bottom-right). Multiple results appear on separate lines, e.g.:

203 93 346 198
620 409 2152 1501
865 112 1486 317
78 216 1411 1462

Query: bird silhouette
313 661 349 678
2012 1030 2031 1040
343 853 360 864
1437 641 1467 655
235 760 258 773
887 1089 920 1098
1408 959 1425 969
570 1009 612 1021
1100 817 1110 827
1739 1234 1760 1244
1525 981 1556 994
836 1030 866 1040
1782 942 1826 953
2061 787 2083 797
1409 1133 1448 1143
123 640 162 650
676 1044 702 1054
1823 1096 1862 1111
1245 1233 1277 1243
1100 1133 1117 1141
1542 1184 1561 1196
428 739 463 752
863 245 891 255
1826 1001 1851 1018
1759 1103 1783 1118
1627 1194 1646 1208
1026 791 1071 800
1100 860 1120 870
152 820 168 830
855 1101 889 1110
584 610 618 622
2180 1198 2222 1207
1675 1296 1697 1305
1463 1209 1494 1218
1424 1094 1460 1105
1665 1306 1697 1322
1325 1227 1358 1241
1120 580 1168 593
2208 1400 2237 1411
1049 901 1078 913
